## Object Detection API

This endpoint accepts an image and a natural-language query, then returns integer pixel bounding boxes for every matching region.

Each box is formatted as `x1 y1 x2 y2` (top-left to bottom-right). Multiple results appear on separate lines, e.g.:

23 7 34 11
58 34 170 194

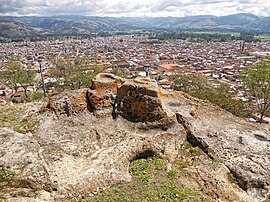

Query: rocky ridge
0 73 270 202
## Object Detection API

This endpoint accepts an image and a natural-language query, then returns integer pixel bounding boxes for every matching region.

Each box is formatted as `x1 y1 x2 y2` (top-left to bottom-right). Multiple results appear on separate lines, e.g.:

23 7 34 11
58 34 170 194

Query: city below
1 34 270 122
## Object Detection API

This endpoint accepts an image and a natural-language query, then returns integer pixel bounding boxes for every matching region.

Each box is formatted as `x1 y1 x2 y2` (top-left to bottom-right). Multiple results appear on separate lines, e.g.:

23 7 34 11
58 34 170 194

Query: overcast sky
0 0 270 17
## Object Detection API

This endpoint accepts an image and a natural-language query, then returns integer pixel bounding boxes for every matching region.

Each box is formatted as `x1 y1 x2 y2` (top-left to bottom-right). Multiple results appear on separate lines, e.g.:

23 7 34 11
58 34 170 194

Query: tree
241 59 270 123
171 73 251 118
50 56 105 90
0 58 36 98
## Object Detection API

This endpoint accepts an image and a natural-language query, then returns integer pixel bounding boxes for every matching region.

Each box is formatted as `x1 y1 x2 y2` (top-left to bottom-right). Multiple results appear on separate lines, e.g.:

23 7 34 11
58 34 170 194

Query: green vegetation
128 158 152 182
211 158 223 164
154 157 166 171
0 169 15 191
254 34 270 41
171 73 251 118
241 59 270 123
151 31 260 42
87 153 210 202
25 91 44 101
159 186 204 201
50 56 105 91
71 198 85 202
0 21 31 40
11 91 44 103
111 66 128 79
15 116 38 134
174 143 203 169
0 169 15 182
0 104 38 133
2 14 270 42
0 57 36 99
227 173 238 185
167 170 176 178
49 56 128 92
0 105 25 128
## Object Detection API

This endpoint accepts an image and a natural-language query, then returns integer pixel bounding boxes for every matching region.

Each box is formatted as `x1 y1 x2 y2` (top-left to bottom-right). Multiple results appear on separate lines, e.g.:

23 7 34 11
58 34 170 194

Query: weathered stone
114 77 168 122
161 90 270 201
1 74 270 201
90 73 123 91
87 73 123 110
48 89 88 116
0 128 53 199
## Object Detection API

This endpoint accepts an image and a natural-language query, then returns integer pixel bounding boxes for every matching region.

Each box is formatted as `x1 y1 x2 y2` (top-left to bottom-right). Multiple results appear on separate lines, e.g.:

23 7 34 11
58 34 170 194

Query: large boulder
114 77 168 122
47 89 88 116
87 73 123 111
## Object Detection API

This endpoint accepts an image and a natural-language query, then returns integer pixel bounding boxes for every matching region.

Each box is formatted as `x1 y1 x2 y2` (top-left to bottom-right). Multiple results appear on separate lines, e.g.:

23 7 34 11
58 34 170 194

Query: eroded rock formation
0 74 270 202
87 73 123 111
47 88 88 116
114 77 167 122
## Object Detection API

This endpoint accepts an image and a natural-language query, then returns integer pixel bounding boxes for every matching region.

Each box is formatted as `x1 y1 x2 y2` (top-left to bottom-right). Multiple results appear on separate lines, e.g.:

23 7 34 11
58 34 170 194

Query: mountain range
1 13 270 39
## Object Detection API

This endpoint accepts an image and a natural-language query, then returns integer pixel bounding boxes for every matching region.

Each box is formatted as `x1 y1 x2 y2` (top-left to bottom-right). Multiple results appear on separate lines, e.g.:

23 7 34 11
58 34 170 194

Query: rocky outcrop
87 73 123 111
47 88 88 116
161 90 270 201
1 74 270 202
114 77 167 122
0 128 54 201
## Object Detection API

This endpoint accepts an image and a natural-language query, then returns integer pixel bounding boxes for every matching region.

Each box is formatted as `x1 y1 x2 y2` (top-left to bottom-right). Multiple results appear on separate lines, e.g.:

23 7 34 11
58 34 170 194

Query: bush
70 198 84 202
11 91 44 103
0 169 15 181
27 91 44 101
15 116 37 134
167 170 176 178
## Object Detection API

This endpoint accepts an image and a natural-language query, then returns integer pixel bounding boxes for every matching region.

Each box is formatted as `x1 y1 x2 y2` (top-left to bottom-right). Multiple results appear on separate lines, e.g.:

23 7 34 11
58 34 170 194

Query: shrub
168 170 177 178
15 116 37 134
0 169 15 181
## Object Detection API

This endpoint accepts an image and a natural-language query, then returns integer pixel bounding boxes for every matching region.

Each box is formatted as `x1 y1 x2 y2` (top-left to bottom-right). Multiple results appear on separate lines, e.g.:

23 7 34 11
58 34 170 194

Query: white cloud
0 0 269 17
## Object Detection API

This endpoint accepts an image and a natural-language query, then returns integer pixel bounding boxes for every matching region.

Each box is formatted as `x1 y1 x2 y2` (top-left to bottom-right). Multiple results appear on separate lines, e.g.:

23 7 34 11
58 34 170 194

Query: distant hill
0 13 270 40
0 20 35 39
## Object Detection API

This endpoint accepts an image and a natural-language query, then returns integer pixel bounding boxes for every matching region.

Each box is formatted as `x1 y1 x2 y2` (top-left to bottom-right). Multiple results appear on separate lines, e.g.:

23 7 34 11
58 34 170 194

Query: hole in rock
254 134 268 141
131 149 155 161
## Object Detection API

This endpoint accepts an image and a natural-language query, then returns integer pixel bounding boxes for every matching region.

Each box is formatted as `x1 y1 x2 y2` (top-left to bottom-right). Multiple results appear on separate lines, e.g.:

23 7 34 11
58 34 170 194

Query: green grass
71 198 85 202
15 116 38 134
0 105 24 128
211 158 223 164
0 169 15 182
0 104 38 134
0 169 15 191
227 173 238 185
159 186 203 201
87 154 210 202
173 143 204 169
167 170 176 178
11 91 44 103
154 154 166 170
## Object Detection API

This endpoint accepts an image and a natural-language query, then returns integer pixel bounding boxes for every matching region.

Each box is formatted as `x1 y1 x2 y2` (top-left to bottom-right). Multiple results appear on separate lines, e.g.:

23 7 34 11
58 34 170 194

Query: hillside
0 21 35 40
0 13 270 40
0 74 269 202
